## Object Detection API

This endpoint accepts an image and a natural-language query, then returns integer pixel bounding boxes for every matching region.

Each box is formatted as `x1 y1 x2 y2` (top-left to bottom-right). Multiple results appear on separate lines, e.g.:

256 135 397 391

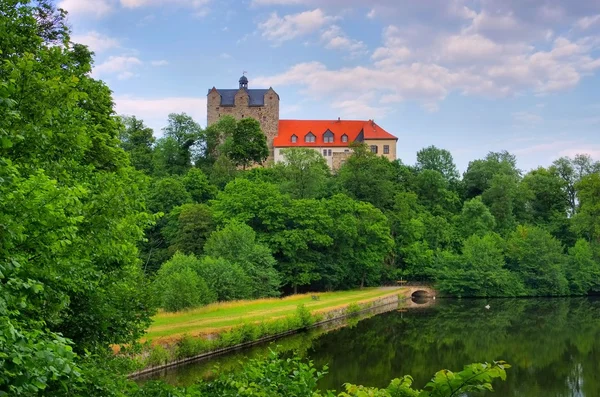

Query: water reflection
143 297 600 396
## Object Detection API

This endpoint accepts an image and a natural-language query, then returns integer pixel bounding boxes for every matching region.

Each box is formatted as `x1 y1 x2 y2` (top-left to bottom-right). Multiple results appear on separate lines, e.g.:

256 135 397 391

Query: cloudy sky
61 0 600 171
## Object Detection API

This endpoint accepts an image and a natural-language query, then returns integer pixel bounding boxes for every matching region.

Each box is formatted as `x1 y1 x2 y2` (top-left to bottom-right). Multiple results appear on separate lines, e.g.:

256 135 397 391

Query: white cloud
58 0 114 18
576 14 600 30
151 60 169 66
94 56 143 79
367 9 376 19
220 53 232 59
258 9 336 44
321 25 367 56
114 96 207 132
72 31 120 53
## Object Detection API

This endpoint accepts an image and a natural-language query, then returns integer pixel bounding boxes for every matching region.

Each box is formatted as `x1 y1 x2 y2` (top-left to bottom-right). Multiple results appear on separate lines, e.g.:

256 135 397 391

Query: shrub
197 256 253 301
295 304 315 329
146 345 171 367
346 302 361 316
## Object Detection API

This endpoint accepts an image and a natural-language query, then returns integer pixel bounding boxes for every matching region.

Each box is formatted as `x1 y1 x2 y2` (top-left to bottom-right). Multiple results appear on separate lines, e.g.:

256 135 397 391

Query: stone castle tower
207 75 280 157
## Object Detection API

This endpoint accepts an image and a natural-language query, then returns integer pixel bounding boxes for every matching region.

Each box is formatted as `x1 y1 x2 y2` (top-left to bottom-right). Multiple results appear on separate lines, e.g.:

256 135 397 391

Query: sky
59 0 600 172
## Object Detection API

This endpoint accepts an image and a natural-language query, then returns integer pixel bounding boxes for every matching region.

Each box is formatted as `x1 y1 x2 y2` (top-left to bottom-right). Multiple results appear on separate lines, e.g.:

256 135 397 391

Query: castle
207 75 397 170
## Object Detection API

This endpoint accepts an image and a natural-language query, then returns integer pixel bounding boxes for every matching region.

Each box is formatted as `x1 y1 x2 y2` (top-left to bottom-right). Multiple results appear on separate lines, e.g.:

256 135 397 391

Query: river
139 297 600 396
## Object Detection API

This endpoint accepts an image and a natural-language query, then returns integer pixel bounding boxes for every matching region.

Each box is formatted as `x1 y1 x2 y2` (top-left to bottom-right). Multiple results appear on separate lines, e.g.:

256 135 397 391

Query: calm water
142 297 600 396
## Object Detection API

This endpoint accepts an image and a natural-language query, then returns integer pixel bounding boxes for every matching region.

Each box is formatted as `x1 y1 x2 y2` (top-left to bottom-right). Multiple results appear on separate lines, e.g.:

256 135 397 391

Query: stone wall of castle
207 88 279 157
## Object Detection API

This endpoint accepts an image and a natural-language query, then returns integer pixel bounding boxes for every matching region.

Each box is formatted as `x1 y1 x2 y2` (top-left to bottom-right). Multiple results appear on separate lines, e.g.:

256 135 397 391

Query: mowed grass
145 287 405 343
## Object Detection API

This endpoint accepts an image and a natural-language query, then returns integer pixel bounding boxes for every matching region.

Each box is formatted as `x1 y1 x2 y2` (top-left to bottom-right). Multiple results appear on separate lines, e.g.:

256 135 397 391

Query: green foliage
224 117 269 169
416 145 460 183
435 234 524 297
572 173 600 245
337 144 400 211
197 256 253 302
457 196 496 238
165 203 215 257
204 221 280 298
147 177 192 214
183 168 217 203
276 147 330 199
506 226 568 296
340 361 510 397
153 253 216 311
119 115 156 174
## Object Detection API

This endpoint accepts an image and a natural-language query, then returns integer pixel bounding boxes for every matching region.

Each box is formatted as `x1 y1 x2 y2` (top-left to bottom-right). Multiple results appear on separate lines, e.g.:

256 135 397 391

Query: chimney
337 117 341 121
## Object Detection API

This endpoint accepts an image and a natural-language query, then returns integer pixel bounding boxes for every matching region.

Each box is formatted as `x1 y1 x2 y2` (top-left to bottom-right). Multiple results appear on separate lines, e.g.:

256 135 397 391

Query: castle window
323 129 334 143
341 134 348 143
291 134 298 143
370 145 378 154
328 149 332 156
323 149 327 156
305 132 316 143
384 145 390 154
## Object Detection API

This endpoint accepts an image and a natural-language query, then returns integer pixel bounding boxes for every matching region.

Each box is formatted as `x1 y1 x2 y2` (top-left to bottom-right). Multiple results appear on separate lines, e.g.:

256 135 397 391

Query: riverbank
145 287 407 344
129 287 408 376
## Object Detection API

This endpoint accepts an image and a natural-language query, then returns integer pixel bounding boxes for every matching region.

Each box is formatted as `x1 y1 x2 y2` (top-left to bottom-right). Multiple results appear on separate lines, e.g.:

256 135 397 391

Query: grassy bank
145 287 405 343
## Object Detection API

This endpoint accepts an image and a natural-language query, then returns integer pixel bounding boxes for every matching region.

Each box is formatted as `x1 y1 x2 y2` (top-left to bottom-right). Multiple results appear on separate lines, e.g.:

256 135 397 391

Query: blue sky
60 0 600 171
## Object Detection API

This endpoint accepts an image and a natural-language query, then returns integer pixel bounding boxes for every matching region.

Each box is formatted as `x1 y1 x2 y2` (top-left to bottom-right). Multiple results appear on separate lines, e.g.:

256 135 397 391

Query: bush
175 335 210 359
346 302 361 316
154 253 217 311
294 304 315 329
146 345 171 367
197 256 253 301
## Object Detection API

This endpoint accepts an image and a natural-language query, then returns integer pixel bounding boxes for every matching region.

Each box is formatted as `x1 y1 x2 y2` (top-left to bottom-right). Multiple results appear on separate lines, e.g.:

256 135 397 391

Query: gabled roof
274 119 397 147
207 88 275 106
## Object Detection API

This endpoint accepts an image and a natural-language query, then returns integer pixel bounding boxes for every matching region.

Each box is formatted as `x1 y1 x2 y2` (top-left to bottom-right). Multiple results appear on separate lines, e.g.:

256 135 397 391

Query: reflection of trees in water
308 298 600 396
143 298 600 396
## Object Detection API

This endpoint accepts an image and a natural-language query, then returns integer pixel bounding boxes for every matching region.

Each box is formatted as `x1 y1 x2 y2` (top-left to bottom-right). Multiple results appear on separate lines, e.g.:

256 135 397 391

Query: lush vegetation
3 0 599 394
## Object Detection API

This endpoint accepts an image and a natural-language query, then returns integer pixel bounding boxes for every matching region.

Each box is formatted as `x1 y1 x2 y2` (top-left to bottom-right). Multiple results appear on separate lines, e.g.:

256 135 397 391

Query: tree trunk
294 284 298 294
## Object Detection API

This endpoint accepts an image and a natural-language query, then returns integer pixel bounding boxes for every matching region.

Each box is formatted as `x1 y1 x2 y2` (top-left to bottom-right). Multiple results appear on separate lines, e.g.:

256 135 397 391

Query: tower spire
239 72 248 89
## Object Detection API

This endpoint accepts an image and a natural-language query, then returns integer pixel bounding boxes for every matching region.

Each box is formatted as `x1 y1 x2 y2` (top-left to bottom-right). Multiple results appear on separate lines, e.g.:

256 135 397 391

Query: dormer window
291 134 298 143
341 134 348 143
323 129 334 143
305 132 316 143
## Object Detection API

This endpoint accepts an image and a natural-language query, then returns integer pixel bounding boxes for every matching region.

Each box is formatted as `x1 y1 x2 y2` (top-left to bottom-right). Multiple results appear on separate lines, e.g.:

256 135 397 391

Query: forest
1 1 598 395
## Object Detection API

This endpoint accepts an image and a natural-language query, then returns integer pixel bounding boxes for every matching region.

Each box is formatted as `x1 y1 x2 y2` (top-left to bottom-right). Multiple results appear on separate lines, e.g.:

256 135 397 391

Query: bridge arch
411 289 434 299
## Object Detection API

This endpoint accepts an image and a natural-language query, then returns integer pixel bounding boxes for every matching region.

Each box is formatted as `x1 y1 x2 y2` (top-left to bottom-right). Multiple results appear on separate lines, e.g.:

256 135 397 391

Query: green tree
164 203 215 257
162 112 202 172
204 221 280 298
118 115 155 174
147 177 192 214
183 167 217 203
195 115 236 169
551 154 600 216
1 1 154 392
276 147 330 199
572 173 600 245
197 257 253 301
337 143 399 211
225 117 269 169
325 194 394 289
463 151 520 199
506 226 568 296
414 169 460 215
415 145 460 183
153 253 216 311
481 173 520 234
436 234 524 297
566 239 600 294
457 196 496 238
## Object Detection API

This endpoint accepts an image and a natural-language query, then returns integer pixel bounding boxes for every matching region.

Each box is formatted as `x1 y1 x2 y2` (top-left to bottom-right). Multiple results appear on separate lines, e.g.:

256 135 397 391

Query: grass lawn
144 287 405 343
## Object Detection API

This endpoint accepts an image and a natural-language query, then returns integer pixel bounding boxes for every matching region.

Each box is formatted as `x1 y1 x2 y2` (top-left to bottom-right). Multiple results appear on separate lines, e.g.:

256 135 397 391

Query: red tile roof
274 119 397 147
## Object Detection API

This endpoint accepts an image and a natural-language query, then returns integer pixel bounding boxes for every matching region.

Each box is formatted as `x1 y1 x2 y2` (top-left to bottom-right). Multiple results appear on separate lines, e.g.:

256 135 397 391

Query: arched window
370 145 378 154
323 129 334 143
305 132 316 143
291 134 298 143
341 134 348 143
